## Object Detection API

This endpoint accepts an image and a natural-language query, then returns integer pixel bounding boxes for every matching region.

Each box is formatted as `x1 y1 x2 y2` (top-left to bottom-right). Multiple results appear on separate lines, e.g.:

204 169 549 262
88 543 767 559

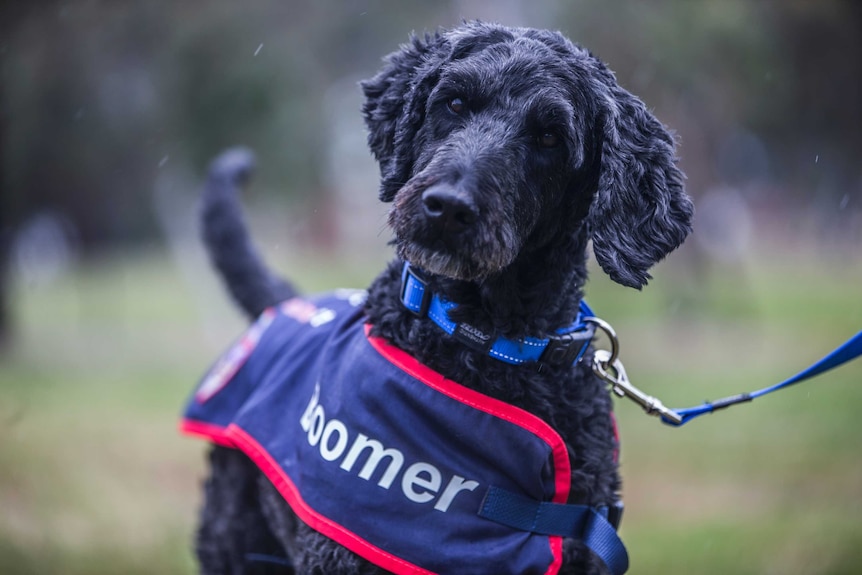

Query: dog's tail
200 147 298 319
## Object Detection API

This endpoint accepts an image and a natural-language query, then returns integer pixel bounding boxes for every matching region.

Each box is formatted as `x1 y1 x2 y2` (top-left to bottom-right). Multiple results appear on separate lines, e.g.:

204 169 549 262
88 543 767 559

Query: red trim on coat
226 424 437 575
364 325 569 574
179 419 236 448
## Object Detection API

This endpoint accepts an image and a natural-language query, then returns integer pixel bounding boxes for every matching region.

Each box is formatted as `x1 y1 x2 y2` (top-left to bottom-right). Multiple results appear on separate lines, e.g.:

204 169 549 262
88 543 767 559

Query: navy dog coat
182 291 624 575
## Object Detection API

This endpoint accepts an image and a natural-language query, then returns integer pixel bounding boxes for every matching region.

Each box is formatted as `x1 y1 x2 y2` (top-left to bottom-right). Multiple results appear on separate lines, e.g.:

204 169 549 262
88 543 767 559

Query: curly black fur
192 22 692 575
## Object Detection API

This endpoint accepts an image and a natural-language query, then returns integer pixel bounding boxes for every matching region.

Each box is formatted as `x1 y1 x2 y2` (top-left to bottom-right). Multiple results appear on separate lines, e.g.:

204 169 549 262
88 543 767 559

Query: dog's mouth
395 240 496 281
390 212 520 282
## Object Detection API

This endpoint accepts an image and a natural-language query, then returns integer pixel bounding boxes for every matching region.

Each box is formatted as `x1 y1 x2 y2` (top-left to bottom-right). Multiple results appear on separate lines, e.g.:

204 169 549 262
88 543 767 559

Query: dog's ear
588 69 694 289
361 33 448 202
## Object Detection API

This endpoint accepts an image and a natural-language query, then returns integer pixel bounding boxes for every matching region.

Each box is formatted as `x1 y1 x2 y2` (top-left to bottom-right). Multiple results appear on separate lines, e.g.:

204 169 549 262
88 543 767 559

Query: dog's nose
421 185 478 233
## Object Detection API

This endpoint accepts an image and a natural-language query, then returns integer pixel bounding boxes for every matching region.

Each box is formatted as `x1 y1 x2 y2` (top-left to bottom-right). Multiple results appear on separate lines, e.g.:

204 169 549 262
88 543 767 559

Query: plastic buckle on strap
400 264 432 317
607 501 624 530
540 323 596 366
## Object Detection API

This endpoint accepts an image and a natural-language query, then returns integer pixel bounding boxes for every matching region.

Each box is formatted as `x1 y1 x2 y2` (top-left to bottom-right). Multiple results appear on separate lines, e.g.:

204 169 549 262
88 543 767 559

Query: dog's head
362 22 692 289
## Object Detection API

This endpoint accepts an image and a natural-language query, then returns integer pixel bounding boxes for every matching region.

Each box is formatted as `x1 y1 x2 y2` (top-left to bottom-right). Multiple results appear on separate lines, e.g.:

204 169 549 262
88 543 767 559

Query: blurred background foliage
0 1 860 574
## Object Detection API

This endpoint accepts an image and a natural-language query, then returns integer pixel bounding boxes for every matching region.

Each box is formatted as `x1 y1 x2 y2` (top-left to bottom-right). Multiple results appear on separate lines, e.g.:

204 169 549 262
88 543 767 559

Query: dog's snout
421 186 478 233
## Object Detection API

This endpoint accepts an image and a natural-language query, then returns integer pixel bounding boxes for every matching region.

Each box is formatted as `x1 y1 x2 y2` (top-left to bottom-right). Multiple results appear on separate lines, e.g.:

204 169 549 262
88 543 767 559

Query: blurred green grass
1 245 860 574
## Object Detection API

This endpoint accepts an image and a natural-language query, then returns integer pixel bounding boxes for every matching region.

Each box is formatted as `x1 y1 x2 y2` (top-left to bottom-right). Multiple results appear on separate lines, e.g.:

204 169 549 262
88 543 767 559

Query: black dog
185 21 692 575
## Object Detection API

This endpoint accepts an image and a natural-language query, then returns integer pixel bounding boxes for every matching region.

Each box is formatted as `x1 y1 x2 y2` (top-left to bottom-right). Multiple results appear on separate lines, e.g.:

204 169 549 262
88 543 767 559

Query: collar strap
400 263 596 367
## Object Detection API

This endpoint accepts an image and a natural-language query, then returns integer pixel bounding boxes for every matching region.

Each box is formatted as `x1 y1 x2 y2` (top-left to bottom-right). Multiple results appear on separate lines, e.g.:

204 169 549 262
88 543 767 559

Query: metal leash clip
585 317 683 426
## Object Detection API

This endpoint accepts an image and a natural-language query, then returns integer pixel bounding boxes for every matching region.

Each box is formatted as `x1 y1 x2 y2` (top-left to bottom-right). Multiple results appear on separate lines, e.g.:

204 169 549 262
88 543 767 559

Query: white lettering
434 475 480 512
299 386 480 512
401 462 441 503
299 384 321 432
307 405 325 446
340 433 404 488
320 419 349 461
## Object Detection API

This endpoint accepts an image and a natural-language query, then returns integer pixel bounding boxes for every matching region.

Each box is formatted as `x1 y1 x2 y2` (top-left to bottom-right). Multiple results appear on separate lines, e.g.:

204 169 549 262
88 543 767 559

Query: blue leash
661 329 862 426
402 261 862 427
590 322 862 427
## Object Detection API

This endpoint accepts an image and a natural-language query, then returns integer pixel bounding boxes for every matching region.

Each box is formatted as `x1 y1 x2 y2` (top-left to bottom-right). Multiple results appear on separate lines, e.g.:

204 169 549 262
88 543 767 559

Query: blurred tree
0 0 38 347
767 0 862 204
559 0 862 208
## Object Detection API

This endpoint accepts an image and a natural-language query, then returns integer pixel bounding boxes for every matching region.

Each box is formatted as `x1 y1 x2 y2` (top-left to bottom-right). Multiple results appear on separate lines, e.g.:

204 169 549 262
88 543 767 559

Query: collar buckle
540 323 596 367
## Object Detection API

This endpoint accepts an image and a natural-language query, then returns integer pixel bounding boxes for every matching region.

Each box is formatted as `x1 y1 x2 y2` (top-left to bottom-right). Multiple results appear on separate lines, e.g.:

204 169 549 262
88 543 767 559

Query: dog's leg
196 447 294 574
201 148 298 319
257 477 383 575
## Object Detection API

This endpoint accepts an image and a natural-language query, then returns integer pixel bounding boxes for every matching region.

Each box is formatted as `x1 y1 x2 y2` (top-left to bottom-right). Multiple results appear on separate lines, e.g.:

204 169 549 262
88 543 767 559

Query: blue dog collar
400 263 596 367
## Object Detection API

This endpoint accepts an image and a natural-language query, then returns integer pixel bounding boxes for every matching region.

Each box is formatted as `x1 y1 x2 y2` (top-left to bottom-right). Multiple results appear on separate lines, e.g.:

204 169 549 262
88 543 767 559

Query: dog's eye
538 132 560 149
447 97 466 115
